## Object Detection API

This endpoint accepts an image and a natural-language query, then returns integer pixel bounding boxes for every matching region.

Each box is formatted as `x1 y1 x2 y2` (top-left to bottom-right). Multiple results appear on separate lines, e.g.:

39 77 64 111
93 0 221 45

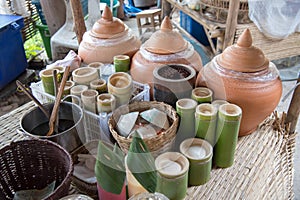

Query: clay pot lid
217 29 269 72
90 6 126 39
143 16 188 54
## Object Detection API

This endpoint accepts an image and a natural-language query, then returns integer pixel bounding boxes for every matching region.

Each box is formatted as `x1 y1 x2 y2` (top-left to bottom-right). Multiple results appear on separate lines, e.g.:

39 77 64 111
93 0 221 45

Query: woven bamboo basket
199 0 250 24
0 139 73 200
71 140 99 199
109 101 179 156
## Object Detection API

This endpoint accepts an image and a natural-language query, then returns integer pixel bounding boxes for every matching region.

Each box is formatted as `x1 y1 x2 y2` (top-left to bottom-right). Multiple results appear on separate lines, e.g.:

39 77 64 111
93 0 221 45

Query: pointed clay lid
216 29 269 72
143 16 188 54
90 6 126 39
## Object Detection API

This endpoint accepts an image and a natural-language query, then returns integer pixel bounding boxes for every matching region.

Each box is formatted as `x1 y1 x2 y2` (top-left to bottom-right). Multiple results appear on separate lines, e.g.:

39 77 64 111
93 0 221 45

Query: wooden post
40 0 66 36
223 0 240 50
70 0 86 44
162 0 172 18
286 74 300 134
117 0 125 19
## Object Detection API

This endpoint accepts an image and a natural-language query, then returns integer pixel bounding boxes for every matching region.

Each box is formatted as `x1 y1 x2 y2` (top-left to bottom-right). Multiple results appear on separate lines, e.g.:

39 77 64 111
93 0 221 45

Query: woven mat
186 112 296 199
0 102 296 199
235 23 300 62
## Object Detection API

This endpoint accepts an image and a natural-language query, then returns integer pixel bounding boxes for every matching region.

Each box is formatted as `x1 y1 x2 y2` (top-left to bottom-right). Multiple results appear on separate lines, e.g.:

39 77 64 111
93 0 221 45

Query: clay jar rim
176 98 198 111
180 138 213 162
62 80 75 90
72 67 98 85
46 65 65 74
81 89 99 98
192 87 213 99
108 72 132 93
72 67 98 77
153 64 196 83
155 152 189 178
97 93 116 104
87 62 105 69
90 79 106 87
70 85 89 94
195 103 218 120
39 68 59 77
218 103 242 121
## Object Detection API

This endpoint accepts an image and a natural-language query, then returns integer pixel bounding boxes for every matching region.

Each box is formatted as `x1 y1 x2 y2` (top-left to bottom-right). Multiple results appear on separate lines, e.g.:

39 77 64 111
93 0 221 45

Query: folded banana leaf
127 132 157 193
95 141 126 194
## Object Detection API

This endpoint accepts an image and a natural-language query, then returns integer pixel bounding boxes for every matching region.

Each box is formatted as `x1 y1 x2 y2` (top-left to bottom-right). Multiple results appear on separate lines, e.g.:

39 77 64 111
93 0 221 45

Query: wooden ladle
46 66 70 136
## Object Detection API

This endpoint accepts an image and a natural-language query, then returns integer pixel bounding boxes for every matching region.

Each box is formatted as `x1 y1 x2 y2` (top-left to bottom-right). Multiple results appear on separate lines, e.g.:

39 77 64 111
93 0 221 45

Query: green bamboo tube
195 103 218 146
114 55 130 72
214 103 242 168
180 138 213 186
191 87 213 104
155 152 189 200
175 98 198 150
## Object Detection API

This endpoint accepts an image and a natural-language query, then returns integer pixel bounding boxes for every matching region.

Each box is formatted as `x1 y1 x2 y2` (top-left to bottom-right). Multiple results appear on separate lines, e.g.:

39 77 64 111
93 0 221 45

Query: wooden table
162 0 227 55
162 0 300 61
0 101 295 199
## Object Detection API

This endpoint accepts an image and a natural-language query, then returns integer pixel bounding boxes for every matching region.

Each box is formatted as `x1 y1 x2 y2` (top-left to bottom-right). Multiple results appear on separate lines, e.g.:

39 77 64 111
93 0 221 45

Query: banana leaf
95 141 126 194
127 132 157 193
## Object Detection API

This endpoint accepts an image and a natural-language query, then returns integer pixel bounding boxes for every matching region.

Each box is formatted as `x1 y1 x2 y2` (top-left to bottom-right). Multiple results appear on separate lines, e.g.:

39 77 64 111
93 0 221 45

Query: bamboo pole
70 0 86 44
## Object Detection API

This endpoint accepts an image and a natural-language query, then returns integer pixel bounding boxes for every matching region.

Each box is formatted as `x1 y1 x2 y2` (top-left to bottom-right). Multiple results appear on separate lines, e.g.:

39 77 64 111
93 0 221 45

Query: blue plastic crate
0 15 27 90
180 11 214 46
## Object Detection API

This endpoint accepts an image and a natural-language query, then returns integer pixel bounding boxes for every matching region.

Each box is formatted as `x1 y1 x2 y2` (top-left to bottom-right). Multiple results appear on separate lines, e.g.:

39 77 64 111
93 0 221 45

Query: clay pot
153 64 196 107
130 16 202 99
78 6 141 64
196 29 282 136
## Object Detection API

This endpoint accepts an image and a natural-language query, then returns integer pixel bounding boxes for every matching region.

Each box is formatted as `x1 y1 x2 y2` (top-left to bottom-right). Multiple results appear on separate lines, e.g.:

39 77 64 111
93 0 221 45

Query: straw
47 66 70 136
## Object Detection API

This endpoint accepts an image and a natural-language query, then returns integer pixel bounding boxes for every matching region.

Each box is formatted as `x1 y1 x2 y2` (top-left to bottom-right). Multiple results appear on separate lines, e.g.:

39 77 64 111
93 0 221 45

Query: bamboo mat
0 101 296 199
234 23 300 62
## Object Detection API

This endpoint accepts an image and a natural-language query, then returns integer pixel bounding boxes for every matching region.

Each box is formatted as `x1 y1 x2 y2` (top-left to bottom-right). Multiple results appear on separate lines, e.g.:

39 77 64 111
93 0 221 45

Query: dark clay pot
153 64 196 107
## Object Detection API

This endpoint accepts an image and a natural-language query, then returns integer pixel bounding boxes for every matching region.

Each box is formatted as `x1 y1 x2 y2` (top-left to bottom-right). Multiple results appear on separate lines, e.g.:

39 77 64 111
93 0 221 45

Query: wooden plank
40 0 66 36
223 0 240 50
70 0 86 44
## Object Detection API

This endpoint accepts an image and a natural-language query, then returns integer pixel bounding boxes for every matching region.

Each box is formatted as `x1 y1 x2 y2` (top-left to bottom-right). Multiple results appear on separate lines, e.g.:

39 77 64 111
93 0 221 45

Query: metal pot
20 101 84 152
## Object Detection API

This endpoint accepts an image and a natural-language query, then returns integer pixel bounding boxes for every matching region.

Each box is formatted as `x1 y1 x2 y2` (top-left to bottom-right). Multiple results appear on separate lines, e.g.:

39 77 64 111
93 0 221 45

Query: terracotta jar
78 6 141 64
130 16 202 98
196 29 282 136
